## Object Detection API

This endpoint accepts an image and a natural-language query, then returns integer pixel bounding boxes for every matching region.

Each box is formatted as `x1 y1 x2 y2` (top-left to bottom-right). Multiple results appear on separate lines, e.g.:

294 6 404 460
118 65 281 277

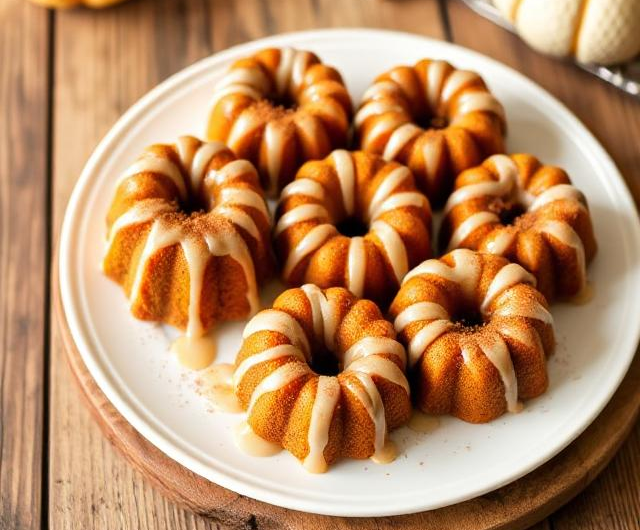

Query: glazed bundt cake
233 285 411 472
207 47 353 197
440 154 597 301
274 150 432 306
355 59 506 206
103 136 272 340
389 249 555 423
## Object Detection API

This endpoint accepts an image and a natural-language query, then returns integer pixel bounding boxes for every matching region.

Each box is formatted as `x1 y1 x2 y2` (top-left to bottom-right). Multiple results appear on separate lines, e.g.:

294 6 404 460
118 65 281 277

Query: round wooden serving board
54 265 640 530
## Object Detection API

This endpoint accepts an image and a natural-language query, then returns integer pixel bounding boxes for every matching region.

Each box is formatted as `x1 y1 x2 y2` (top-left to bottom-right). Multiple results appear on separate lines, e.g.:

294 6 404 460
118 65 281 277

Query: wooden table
2 0 639 528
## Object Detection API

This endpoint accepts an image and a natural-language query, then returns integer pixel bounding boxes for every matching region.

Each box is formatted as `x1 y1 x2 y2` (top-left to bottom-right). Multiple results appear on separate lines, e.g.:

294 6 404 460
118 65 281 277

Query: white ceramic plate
59 29 640 517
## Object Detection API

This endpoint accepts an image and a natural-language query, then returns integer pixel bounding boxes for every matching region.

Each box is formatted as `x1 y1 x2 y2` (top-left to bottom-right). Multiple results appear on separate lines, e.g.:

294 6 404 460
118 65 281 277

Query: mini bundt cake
389 249 555 423
440 154 597 301
103 136 273 339
233 284 411 473
274 150 432 306
206 47 353 197
355 59 506 206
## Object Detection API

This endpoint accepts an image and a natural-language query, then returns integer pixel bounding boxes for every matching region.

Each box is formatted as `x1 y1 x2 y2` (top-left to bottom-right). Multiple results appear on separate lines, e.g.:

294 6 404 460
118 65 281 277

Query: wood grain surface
0 1 50 529
0 0 637 528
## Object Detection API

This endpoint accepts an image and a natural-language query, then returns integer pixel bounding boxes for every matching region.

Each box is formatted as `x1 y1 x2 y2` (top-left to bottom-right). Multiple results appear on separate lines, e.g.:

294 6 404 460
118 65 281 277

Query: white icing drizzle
303 376 341 473
361 115 404 151
443 154 519 215
106 199 175 246
226 111 264 152
529 184 586 211
443 155 589 289
372 192 429 219
247 361 311 414
493 296 554 325
331 149 356 216
235 284 410 471
282 224 338 279
208 84 262 112
108 138 269 335
361 80 399 101
347 236 366 298
382 123 422 161
468 334 519 412
215 66 271 92
426 60 447 112
119 153 187 201
481 263 536 314
354 101 406 128
126 219 258 338
538 220 587 290
367 166 411 221
484 228 517 256
274 204 329 237
300 284 340 351
290 50 312 96
300 82 340 103
342 336 406 369
209 48 350 199
447 211 499 251
263 121 287 195
370 220 409 284
218 187 269 218
406 320 453 367
422 134 444 185
393 301 449 333
232 344 305 390
215 206 260 240
294 113 325 160
396 249 555 412
276 150 430 301
208 159 257 187
440 70 479 104
343 372 387 460
346 356 409 393
451 91 506 123
242 309 311 359
275 47 296 96
280 178 325 201
188 141 228 191
403 249 481 300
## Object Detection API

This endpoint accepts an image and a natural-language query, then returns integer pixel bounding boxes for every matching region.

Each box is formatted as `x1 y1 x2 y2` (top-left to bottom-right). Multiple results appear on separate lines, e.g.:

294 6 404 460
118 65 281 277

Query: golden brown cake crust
439 153 597 301
355 59 506 206
234 285 411 472
206 47 353 197
102 136 273 337
389 249 555 424
274 150 432 307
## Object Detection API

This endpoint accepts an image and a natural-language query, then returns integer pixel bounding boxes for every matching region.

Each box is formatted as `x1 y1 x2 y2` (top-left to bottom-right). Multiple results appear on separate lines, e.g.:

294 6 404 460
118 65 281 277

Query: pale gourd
494 0 640 65
29 0 128 8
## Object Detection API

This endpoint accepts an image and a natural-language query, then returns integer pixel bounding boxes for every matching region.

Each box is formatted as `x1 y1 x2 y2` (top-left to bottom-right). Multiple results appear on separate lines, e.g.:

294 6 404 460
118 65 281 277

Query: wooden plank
48 3 226 528
444 3 640 529
48 1 444 529
550 423 639 530
0 1 50 529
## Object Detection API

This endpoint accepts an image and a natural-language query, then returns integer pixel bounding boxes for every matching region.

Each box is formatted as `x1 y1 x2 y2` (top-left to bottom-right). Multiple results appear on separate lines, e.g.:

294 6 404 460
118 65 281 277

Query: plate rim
59 28 640 516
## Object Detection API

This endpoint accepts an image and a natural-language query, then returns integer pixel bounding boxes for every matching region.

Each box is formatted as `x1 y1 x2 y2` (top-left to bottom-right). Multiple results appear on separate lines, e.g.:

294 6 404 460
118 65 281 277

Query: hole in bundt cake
412 109 449 130
336 217 369 238
499 204 526 226
428 116 449 129
452 310 485 330
490 200 526 227
309 349 341 376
